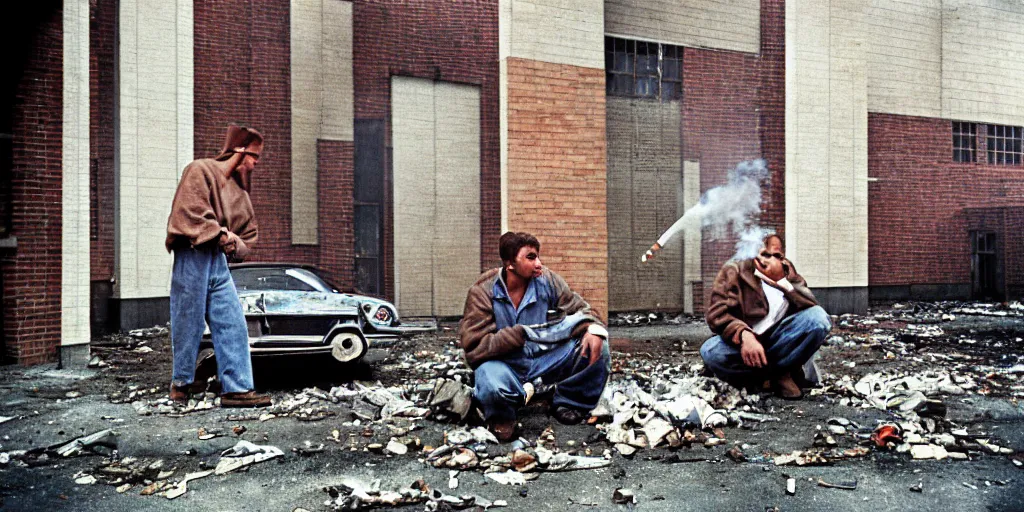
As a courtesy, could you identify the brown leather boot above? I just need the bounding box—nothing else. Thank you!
[220,391,272,408]
[169,384,191,404]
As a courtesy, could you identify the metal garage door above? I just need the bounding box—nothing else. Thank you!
[391,77,481,317]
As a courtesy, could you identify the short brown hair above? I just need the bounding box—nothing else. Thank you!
[763,233,783,250]
[499,231,540,265]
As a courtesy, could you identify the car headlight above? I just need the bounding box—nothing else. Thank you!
[373,306,393,324]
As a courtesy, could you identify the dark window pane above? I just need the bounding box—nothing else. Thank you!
[663,58,680,81]
[616,74,633,96]
[661,82,680,101]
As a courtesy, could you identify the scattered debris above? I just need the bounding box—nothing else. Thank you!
[817,478,857,490]
[214,440,284,475]
[786,478,796,495]
[612,488,637,505]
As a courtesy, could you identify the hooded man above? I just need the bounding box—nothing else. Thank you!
[459,232,611,441]
[700,234,832,399]
[165,124,271,408]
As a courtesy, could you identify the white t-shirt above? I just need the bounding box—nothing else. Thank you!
[750,281,789,335]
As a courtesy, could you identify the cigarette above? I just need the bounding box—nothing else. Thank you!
[640,243,661,263]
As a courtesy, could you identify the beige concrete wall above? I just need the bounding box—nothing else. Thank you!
[116,0,193,299]
[682,160,701,314]
[62,0,90,346]
[499,0,605,69]
[785,0,869,289]
[290,0,354,245]
[605,0,760,54]
[606,98,683,312]
[864,0,1024,125]
[941,0,1024,125]
[864,0,942,117]
[392,77,481,317]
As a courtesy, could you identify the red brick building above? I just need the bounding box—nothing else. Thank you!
[3,0,1023,365]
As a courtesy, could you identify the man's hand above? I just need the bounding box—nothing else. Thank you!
[754,269,795,293]
[580,332,605,366]
[219,231,249,259]
[739,330,767,368]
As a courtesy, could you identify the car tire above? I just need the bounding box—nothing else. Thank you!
[329,331,368,363]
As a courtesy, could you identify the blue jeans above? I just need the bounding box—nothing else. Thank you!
[170,246,254,393]
[474,338,611,422]
[700,306,831,386]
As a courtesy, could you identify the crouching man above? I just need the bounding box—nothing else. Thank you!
[459,232,611,441]
[700,234,832,399]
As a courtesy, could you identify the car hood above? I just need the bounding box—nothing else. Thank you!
[238,290,360,316]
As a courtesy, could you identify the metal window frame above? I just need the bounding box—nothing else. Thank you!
[986,123,1023,166]
[952,121,977,163]
[605,36,683,101]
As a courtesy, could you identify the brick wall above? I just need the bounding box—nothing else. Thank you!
[682,48,762,311]
[194,0,320,268]
[353,0,499,301]
[868,113,1024,291]
[758,0,786,235]
[505,57,609,317]
[317,140,356,291]
[678,0,786,314]
[192,0,499,304]
[2,4,63,364]
[89,0,115,281]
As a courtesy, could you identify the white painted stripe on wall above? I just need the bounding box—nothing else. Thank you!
[116,0,193,299]
[290,0,354,245]
[499,0,604,69]
[62,0,91,346]
[605,0,760,54]
[786,0,869,289]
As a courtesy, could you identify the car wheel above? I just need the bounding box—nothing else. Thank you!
[330,331,368,363]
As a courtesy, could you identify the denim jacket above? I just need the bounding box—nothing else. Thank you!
[458,267,602,369]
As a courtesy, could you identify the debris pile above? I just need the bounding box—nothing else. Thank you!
[323,478,507,511]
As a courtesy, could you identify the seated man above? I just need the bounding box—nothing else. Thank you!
[459,232,611,441]
[700,234,831,398]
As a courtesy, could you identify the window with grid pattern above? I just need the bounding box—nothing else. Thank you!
[987,124,1023,165]
[952,122,976,163]
[605,37,683,101]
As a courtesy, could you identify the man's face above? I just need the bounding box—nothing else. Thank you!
[755,237,786,281]
[508,245,543,281]
[234,141,262,190]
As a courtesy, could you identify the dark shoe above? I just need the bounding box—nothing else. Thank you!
[191,349,217,393]
[169,384,190,404]
[220,391,272,408]
[551,405,588,425]
[772,375,804,400]
[488,419,516,442]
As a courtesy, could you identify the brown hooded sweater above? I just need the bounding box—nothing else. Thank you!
[165,159,258,254]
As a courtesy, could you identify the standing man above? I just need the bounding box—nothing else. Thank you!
[459,232,611,441]
[700,234,832,399]
[165,124,271,408]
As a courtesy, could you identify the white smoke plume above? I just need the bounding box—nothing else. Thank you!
[644,159,772,262]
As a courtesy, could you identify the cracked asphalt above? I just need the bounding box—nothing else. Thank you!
[1,303,1022,511]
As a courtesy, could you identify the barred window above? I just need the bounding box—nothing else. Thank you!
[987,124,1022,165]
[605,37,683,101]
[952,122,976,163]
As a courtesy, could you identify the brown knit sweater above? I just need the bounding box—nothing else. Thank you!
[165,159,258,254]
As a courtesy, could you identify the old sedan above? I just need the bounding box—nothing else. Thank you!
[201,263,436,363]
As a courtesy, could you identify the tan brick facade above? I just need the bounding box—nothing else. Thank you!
[504,57,608,318]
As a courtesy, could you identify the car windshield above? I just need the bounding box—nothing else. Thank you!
[231,267,334,293]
